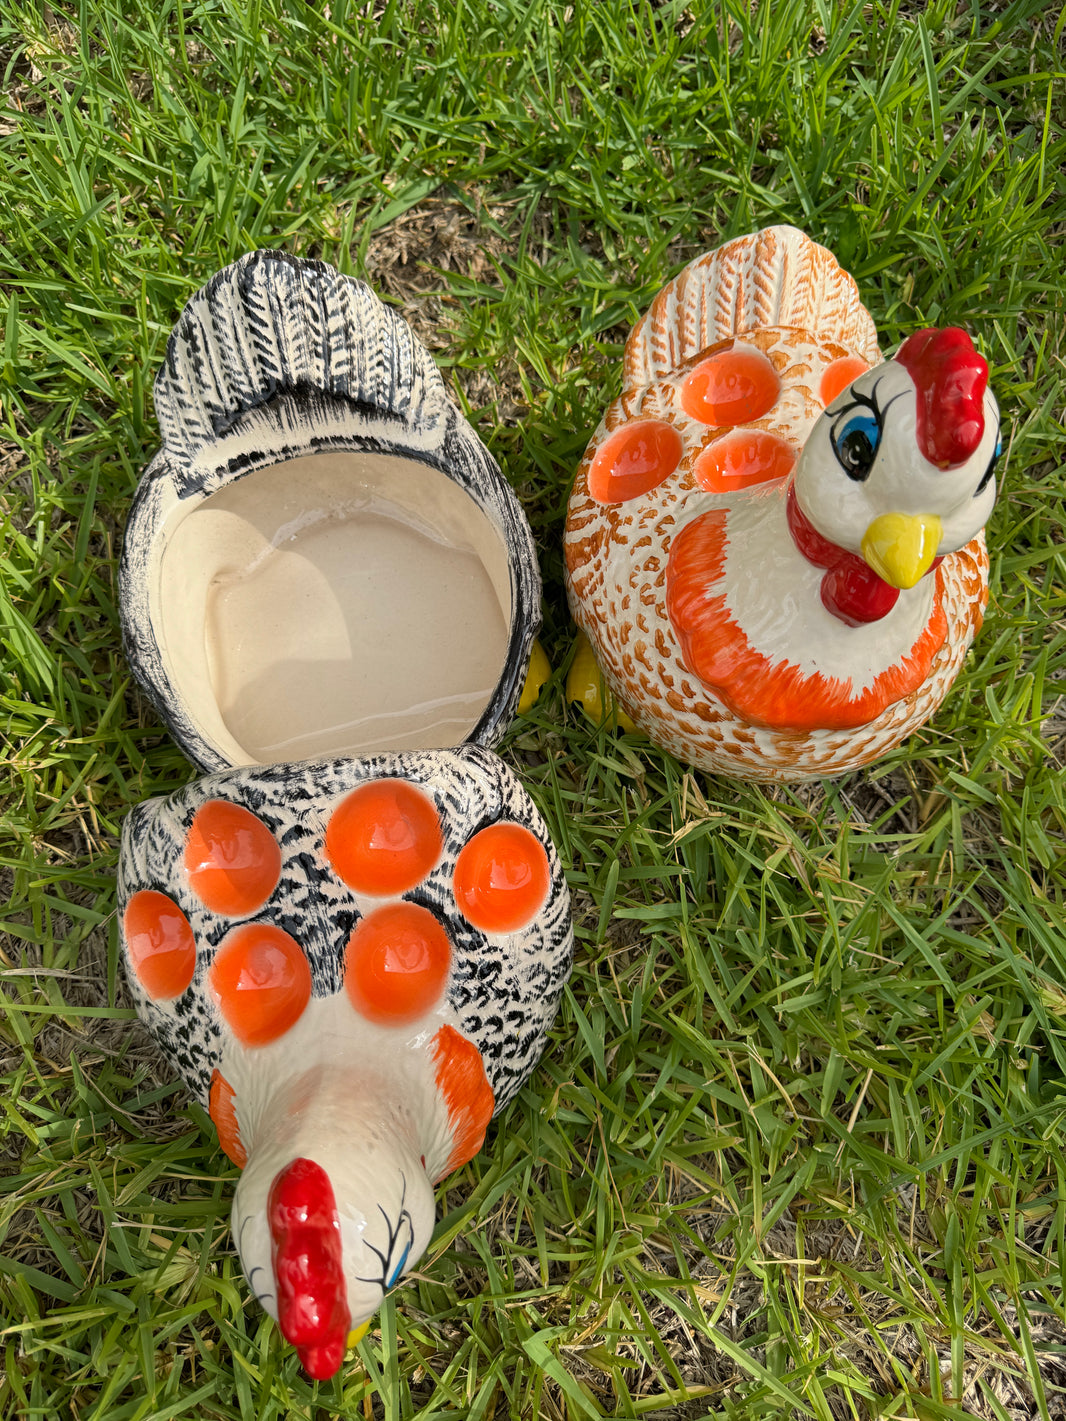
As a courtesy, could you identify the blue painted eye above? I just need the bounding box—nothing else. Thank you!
[386,1237,412,1288]
[976,430,1002,497]
[832,412,881,481]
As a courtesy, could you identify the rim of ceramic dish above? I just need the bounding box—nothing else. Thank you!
[119,250,541,774]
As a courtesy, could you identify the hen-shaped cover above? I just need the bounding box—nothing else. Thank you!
[565,226,999,780]
[119,746,572,1377]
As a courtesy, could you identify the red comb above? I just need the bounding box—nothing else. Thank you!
[269,1157,350,1380]
[894,328,988,469]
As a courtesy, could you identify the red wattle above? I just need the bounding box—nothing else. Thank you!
[786,485,901,625]
[786,484,849,571]
[894,328,988,469]
[298,1337,348,1382]
[269,1157,350,1381]
[820,561,901,627]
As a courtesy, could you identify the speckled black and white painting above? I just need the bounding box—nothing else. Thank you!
[119,249,542,774]
[118,745,572,1112]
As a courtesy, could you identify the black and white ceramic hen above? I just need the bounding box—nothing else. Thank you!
[116,252,572,1380]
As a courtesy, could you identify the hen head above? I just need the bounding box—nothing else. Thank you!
[233,1126,436,1380]
[792,329,1001,609]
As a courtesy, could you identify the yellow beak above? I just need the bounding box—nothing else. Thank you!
[347,1321,371,1349]
[860,513,943,590]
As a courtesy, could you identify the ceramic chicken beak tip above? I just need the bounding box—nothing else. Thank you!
[347,1320,371,1348]
[861,512,943,590]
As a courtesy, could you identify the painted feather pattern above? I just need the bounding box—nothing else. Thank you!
[117,249,575,1379]
[120,251,542,774]
[118,745,573,1112]
[566,225,995,781]
[623,227,880,391]
[153,251,449,469]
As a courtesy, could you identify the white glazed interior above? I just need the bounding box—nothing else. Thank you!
[154,452,512,765]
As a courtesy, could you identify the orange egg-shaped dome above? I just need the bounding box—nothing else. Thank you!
[681,344,780,426]
[453,822,551,933]
[345,902,452,1025]
[587,421,683,504]
[185,801,281,917]
[209,923,312,1047]
[123,890,197,999]
[326,780,442,896]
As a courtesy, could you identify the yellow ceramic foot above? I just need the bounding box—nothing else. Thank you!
[518,638,552,714]
[567,630,638,733]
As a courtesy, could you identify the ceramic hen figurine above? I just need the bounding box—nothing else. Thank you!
[565,226,1002,780]
[115,251,573,1381]
[119,748,571,1379]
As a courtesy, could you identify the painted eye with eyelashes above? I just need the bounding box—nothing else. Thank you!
[386,1230,413,1288]
[975,432,1002,497]
[831,409,881,481]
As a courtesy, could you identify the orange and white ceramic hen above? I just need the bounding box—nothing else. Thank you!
[565,225,1002,780]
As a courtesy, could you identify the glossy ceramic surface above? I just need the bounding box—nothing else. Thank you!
[564,225,1000,780]
[116,252,573,1379]
[120,250,541,773]
[118,747,571,1378]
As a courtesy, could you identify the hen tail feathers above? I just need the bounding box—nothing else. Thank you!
[623,225,880,391]
[154,250,449,464]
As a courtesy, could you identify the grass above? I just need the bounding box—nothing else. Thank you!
[0,0,1064,1416]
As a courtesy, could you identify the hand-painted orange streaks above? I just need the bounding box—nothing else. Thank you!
[666,511,948,732]
[431,1025,495,1179]
[209,1068,247,1168]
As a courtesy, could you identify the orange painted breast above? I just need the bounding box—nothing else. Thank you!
[209,1069,247,1168]
[431,1024,495,1177]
